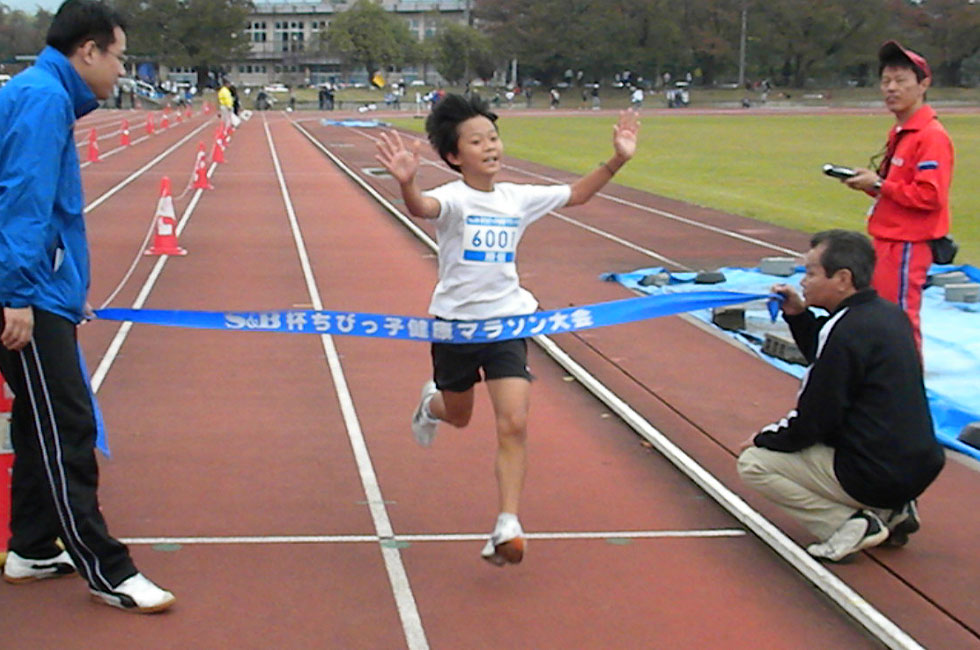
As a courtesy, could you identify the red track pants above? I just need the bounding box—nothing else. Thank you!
[872,238,931,354]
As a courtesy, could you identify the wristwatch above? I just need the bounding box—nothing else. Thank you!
[873,179,883,193]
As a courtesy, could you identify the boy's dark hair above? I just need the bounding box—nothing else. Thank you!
[47,0,127,56]
[810,229,876,290]
[425,93,498,172]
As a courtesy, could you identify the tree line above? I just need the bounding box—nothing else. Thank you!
[476,0,980,88]
[2,0,978,88]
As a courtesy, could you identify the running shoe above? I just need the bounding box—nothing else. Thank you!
[2,549,76,584]
[481,516,525,566]
[90,572,176,614]
[806,510,889,562]
[883,500,920,547]
[410,380,439,447]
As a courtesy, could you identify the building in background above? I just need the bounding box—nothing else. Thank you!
[222,0,467,88]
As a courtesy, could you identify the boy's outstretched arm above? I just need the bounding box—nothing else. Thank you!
[375,130,441,219]
[566,110,639,207]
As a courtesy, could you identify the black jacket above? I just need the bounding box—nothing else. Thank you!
[753,289,944,508]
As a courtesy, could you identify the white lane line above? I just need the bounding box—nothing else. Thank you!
[533,335,923,650]
[263,115,428,650]
[348,126,800,259]
[291,120,924,650]
[89,161,217,393]
[121,529,747,545]
[83,118,214,213]
[79,117,201,169]
[505,162,802,256]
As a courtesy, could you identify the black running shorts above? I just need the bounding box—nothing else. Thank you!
[431,338,531,392]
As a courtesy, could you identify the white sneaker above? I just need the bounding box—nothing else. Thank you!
[90,572,176,614]
[481,515,525,566]
[807,510,889,562]
[2,550,76,584]
[410,380,439,447]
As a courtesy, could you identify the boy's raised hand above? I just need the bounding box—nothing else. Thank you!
[612,110,640,161]
[375,130,421,185]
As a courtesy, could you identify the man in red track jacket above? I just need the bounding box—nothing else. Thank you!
[841,40,954,353]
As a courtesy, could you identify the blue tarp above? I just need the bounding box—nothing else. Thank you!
[602,264,980,461]
[320,119,390,128]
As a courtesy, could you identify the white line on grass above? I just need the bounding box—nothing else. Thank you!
[262,114,428,650]
[291,119,924,650]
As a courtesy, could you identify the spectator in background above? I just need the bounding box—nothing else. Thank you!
[217,78,233,127]
[630,86,643,110]
[230,83,241,115]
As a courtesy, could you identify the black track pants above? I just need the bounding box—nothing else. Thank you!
[0,308,135,590]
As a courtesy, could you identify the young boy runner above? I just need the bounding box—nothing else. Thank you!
[375,94,639,565]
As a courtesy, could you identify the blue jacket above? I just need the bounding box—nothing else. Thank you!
[0,46,99,323]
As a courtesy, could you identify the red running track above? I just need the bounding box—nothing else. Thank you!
[1,108,976,649]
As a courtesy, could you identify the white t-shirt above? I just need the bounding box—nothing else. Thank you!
[423,180,571,320]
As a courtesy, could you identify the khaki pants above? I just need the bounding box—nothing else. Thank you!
[737,444,885,541]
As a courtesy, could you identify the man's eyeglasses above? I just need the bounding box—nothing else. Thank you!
[100,47,129,65]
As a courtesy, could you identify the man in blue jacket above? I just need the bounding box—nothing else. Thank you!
[0,0,175,612]
[737,230,944,562]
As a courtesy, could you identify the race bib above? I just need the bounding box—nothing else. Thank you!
[461,215,519,263]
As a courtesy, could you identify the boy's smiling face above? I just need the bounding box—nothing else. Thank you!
[448,115,503,186]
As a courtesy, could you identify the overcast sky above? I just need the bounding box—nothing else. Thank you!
[6,0,61,13]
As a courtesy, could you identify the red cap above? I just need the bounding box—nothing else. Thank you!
[878,40,931,80]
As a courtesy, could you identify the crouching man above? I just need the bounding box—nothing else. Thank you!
[737,229,944,562]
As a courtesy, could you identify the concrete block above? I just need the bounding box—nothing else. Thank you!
[930,271,968,287]
[760,257,798,277]
[639,272,670,287]
[762,332,807,365]
[712,306,745,331]
[944,283,979,303]
[694,270,726,284]
[959,422,980,449]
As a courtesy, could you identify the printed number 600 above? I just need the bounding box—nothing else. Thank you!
[471,229,510,248]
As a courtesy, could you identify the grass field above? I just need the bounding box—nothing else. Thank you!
[389,111,979,264]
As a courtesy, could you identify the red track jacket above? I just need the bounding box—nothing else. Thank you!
[869,104,953,242]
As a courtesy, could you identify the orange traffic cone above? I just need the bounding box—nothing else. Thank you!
[146,112,155,135]
[144,177,187,256]
[192,142,213,190]
[214,122,228,150]
[210,133,225,164]
[87,128,100,163]
[120,119,131,146]
[161,113,170,129]
[184,107,192,120]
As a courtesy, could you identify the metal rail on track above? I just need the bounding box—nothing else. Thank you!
[288,117,924,650]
